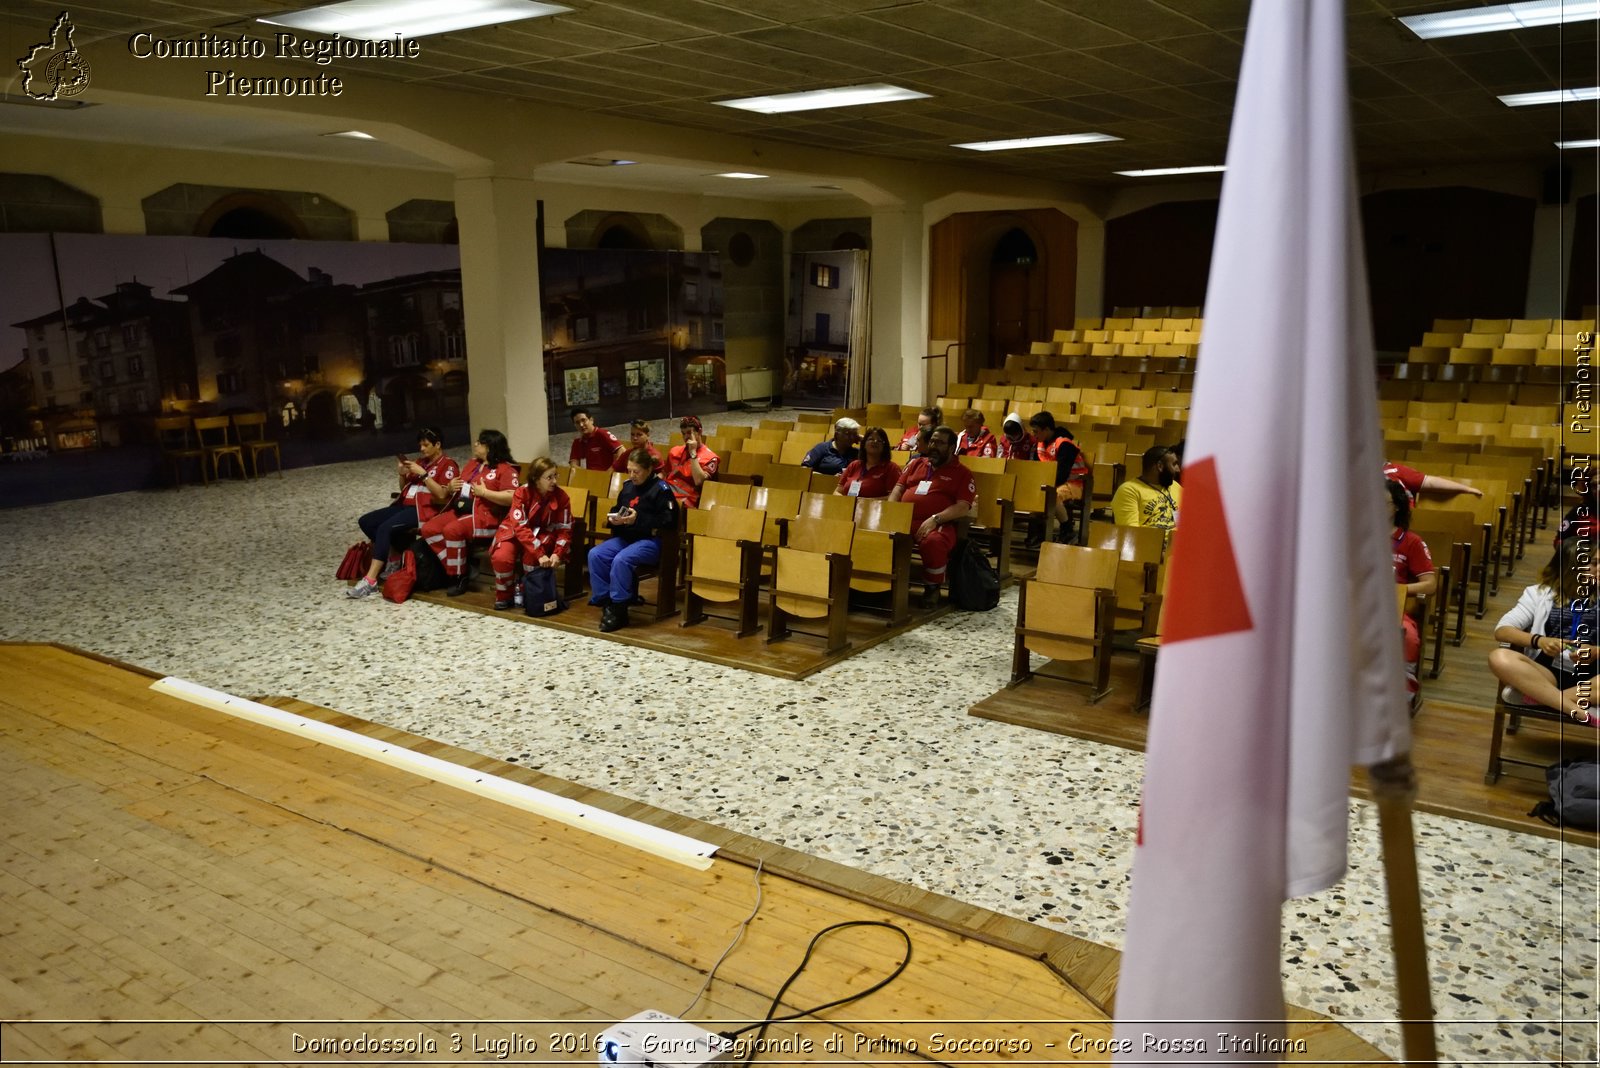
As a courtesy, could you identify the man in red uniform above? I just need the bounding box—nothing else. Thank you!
[1382,459,1483,507]
[611,419,662,472]
[956,408,998,458]
[662,415,720,507]
[568,408,625,470]
[889,425,976,607]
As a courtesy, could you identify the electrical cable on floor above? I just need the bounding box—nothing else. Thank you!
[679,858,764,1019]
[719,919,913,1067]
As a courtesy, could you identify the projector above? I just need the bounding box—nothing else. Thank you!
[597,1010,736,1068]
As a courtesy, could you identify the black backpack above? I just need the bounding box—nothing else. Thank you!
[1530,759,1600,830]
[411,542,449,592]
[948,538,1000,611]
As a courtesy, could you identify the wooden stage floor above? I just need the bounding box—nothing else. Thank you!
[0,643,1383,1064]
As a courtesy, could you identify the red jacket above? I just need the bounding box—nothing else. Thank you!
[457,459,520,537]
[494,484,574,562]
[404,453,459,524]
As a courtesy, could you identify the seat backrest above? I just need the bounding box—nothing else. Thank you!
[724,451,771,480]
[702,504,767,543]
[231,412,269,442]
[779,441,812,466]
[762,463,812,491]
[751,487,802,545]
[1036,543,1118,588]
[786,515,854,555]
[1088,520,1164,565]
[798,491,854,522]
[854,497,914,534]
[700,482,751,511]
[193,415,233,444]
[751,427,788,440]
[1005,459,1058,511]
[963,455,1005,475]
[742,439,783,460]
[970,472,1017,528]
[154,416,193,447]
[565,486,590,530]
[717,425,754,441]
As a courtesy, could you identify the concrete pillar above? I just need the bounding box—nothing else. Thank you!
[870,206,927,405]
[454,174,549,460]
[1526,201,1576,319]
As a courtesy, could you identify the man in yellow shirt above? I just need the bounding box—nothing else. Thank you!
[1111,444,1182,545]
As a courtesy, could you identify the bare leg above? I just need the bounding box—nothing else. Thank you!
[1489,648,1596,720]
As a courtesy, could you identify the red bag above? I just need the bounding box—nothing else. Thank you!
[381,550,418,603]
[336,541,372,580]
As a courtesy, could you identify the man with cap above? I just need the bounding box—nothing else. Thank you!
[996,411,1035,460]
[800,417,860,475]
[662,415,719,508]
[956,409,998,458]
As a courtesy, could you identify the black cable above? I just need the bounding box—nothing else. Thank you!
[719,920,912,1066]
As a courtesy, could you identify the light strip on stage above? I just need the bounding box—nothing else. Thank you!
[150,676,718,870]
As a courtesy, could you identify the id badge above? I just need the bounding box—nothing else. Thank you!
[915,480,932,495]
[847,480,862,497]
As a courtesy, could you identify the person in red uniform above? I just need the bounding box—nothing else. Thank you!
[997,411,1035,460]
[662,415,719,508]
[569,408,625,470]
[1389,480,1438,711]
[489,456,573,610]
[611,419,662,472]
[889,425,976,606]
[420,428,520,596]
[896,406,942,451]
[1028,410,1090,543]
[347,426,460,599]
[835,425,901,499]
[956,408,998,458]
[1382,459,1484,507]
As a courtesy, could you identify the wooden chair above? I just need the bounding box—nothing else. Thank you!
[1010,543,1119,702]
[1087,521,1164,638]
[1485,688,1592,784]
[559,486,591,601]
[964,471,1017,581]
[769,516,855,654]
[193,416,246,481]
[231,412,282,479]
[721,451,771,485]
[809,471,839,495]
[682,505,767,637]
[1005,458,1060,548]
[761,463,813,492]
[797,491,854,523]
[699,482,752,512]
[779,441,812,466]
[849,498,915,627]
[1409,507,1477,643]
[567,467,616,555]
[154,416,207,488]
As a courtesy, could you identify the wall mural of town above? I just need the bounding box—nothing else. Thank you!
[0,233,466,503]
[541,248,727,425]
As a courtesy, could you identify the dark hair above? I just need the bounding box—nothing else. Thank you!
[1142,444,1173,472]
[921,406,943,426]
[416,426,443,446]
[929,425,958,450]
[477,428,513,467]
[679,415,703,432]
[629,418,651,432]
[1387,479,1411,531]
[961,408,984,425]
[627,447,659,474]
[1029,411,1057,432]
[861,425,890,459]
[569,407,593,421]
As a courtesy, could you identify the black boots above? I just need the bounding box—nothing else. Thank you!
[599,604,630,632]
[446,571,472,597]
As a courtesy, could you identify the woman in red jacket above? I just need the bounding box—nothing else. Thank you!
[420,428,519,596]
[490,457,573,610]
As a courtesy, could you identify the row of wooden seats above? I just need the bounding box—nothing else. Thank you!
[1430,316,1592,335]
[973,367,1197,390]
[947,385,1193,408]
[1028,341,1201,360]
[1377,378,1565,406]
[1068,313,1203,332]
[1378,400,1558,426]
[155,412,283,485]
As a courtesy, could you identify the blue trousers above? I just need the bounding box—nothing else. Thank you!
[358,502,419,562]
[587,536,660,605]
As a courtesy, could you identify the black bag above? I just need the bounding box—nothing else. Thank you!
[521,565,568,617]
[411,541,449,592]
[948,538,1000,612]
[1530,759,1600,830]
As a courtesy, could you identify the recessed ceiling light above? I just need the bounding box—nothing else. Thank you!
[259,0,571,41]
[1499,87,1600,107]
[1399,0,1599,40]
[953,133,1120,152]
[716,84,930,115]
[712,172,768,180]
[325,129,376,139]
[1115,165,1226,177]
[568,157,637,167]
[1557,138,1600,149]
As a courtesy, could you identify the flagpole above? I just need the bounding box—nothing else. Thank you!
[1367,754,1438,1064]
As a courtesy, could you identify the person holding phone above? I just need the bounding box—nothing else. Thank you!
[662,415,719,508]
[588,448,676,632]
[347,427,458,599]
[420,428,519,596]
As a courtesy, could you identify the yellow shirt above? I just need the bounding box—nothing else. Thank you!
[1111,478,1182,543]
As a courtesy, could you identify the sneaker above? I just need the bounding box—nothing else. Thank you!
[379,558,403,579]
[345,578,377,599]
[493,599,515,611]
[1500,685,1546,708]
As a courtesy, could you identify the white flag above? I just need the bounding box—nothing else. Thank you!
[1113,0,1411,1060]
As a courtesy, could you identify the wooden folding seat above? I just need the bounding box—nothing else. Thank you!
[1118,405,1157,424]
[807,471,837,495]
[967,471,1017,580]
[1421,331,1463,348]
[1100,372,1139,390]
[1407,400,1457,421]
[1029,340,1058,356]
[865,403,901,427]
[1142,372,1181,391]
[981,384,1015,402]
[1432,318,1471,333]
[1429,481,1509,610]
[1415,381,1463,402]
[231,412,282,479]
[769,516,855,653]
[1378,398,1410,422]
[564,467,616,557]
[1447,347,1493,367]
[553,486,593,601]
[1090,342,1121,357]
[1010,543,1119,701]
[1408,507,1476,646]
[703,436,733,458]
[750,427,789,442]
[1140,330,1174,345]
[760,463,812,493]
[741,439,784,462]
[937,395,971,414]
[1457,458,1536,558]
[1006,458,1062,546]
[1455,402,1506,423]
[847,498,914,627]
[1470,319,1511,334]
[1173,330,1202,346]
[1087,521,1164,637]
[154,415,208,488]
[1160,317,1194,331]
[1483,688,1595,784]
[193,416,246,481]
[699,482,751,513]
[1073,317,1104,331]
[1012,386,1047,403]
[721,451,771,485]
[1058,341,1090,356]
[1502,332,1545,350]
[778,441,812,466]
[682,505,767,637]
[963,455,1006,475]
[1075,370,1110,388]
[1078,387,1117,409]
[717,425,754,442]
[1504,403,1559,426]
[1052,328,1081,343]
[1044,387,1080,411]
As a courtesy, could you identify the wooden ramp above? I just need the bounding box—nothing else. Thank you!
[0,644,1383,1064]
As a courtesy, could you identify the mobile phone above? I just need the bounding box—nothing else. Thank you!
[397,454,410,462]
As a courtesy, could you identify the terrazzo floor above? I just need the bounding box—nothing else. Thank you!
[1,408,1595,1066]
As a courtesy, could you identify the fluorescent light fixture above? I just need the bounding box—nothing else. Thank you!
[953,132,1121,152]
[1400,0,1600,39]
[713,172,768,179]
[1116,164,1227,177]
[150,676,718,869]
[1499,87,1600,107]
[259,0,572,41]
[716,83,930,115]
[325,129,376,139]
[1558,138,1600,149]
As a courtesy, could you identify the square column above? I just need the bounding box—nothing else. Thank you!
[870,207,928,406]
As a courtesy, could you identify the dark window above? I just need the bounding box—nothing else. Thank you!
[127,355,144,376]
[217,371,242,394]
[572,316,592,342]
[99,360,114,382]
[40,370,53,389]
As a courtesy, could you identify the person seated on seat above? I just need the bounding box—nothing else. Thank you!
[801,417,860,475]
[489,457,573,611]
[611,418,661,472]
[896,406,942,451]
[1389,480,1437,710]
[997,411,1035,460]
[1029,410,1090,543]
[835,425,901,499]
[1111,444,1183,547]
[1489,537,1600,726]
[589,448,677,633]
[1383,459,1484,507]
[956,408,998,458]
[889,425,976,607]
[662,415,719,507]
[348,427,459,599]
[421,428,519,597]
[569,407,625,470]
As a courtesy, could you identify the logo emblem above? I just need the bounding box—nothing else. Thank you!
[17,12,91,101]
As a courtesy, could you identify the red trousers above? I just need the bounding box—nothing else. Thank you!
[915,523,958,586]
[1402,615,1421,695]
[420,512,475,577]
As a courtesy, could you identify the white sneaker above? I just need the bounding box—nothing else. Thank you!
[346,579,377,599]
[1500,685,1544,707]
[380,558,403,579]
